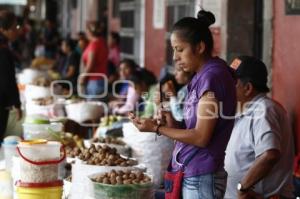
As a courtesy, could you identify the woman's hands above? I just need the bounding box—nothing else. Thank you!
[128,112,158,132]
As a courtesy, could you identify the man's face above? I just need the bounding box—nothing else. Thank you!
[236,79,247,104]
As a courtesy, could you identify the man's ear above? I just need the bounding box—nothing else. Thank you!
[195,41,206,55]
[244,82,254,97]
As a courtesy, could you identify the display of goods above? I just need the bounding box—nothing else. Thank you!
[88,137,131,158]
[90,169,151,185]
[17,140,65,183]
[89,170,154,199]
[20,160,59,183]
[61,133,84,149]
[18,68,45,85]
[23,122,63,141]
[31,97,53,106]
[91,137,125,145]
[123,122,174,187]
[66,146,84,158]
[32,76,51,87]
[65,101,104,123]
[24,85,51,101]
[77,145,137,166]
[71,161,141,199]
[99,115,123,127]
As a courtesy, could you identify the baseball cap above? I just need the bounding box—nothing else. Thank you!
[230,55,270,93]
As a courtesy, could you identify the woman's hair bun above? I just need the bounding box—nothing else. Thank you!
[197,10,215,27]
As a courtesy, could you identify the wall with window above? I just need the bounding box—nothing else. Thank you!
[107,0,223,76]
[272,0,300,153]
[108,0,121,32]
[144,0,166,76]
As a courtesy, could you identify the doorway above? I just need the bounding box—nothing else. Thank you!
[226,0,263,62]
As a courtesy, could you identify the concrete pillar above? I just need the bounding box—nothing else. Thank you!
[262,0,273,92]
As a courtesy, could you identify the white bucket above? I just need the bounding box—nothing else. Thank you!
[17,140,65,183]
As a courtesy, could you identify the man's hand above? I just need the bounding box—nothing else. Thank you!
[15,107,22,121]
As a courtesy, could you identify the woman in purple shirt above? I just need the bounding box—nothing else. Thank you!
[130,10,236,198]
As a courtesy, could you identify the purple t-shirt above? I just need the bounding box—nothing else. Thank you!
[171,57,236,177]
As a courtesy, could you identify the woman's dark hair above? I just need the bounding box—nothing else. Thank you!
[0,10,16,30]
[110,31,120,45]
[160,73,181,93]
[63,38,76,51]
[130,68,157,87]
[172,10,215,55]
[120,58,138,72]
[86,21,104,37]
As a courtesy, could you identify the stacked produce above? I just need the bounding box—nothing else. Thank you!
[99,115,123,127]
[77,144,136,166]
[91,137,125,145]
[90,169,151,185]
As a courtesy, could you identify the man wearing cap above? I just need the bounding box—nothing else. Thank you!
[224,56,294,199]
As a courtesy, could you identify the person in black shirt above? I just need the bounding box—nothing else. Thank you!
[0,10,22,144]
[60,38,80,94]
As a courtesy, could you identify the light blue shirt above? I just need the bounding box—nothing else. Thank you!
[169,85,188,122]
[224,94,294,198]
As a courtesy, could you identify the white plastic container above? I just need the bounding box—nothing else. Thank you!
[18,140,61,161]
[24,85,51,101]
[18,68,45,85]
[23,122,63,141]
[17,140,65,183]
[65,101,104,123]
[3,136,21,171]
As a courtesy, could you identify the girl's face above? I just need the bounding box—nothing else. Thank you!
[134,83,147,97]
[119,63,132,80]
[170,33,202,73]
[78,39,88,51]
[61,41,68,54]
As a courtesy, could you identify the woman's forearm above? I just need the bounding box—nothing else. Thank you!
[85,52,95,73]
[158,126,205,147]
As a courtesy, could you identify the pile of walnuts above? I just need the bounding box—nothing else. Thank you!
[77,145,137,166]
[91,137,125,145]
[91,170,151,185]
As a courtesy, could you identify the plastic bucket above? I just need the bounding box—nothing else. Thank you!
[16,180,63,199]
[3,136,21,170]
[17,140,65,183]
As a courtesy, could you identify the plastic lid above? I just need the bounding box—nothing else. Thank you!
[2,140,18,145]
[16,180,63,188]
[3,136,21,145]
[25,114,50,124]
[20,139,48,145]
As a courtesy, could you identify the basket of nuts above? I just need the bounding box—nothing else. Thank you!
[89,169,154,199]
[78,144,136,166]
[70,145,141,199]
[88,137,131,157]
